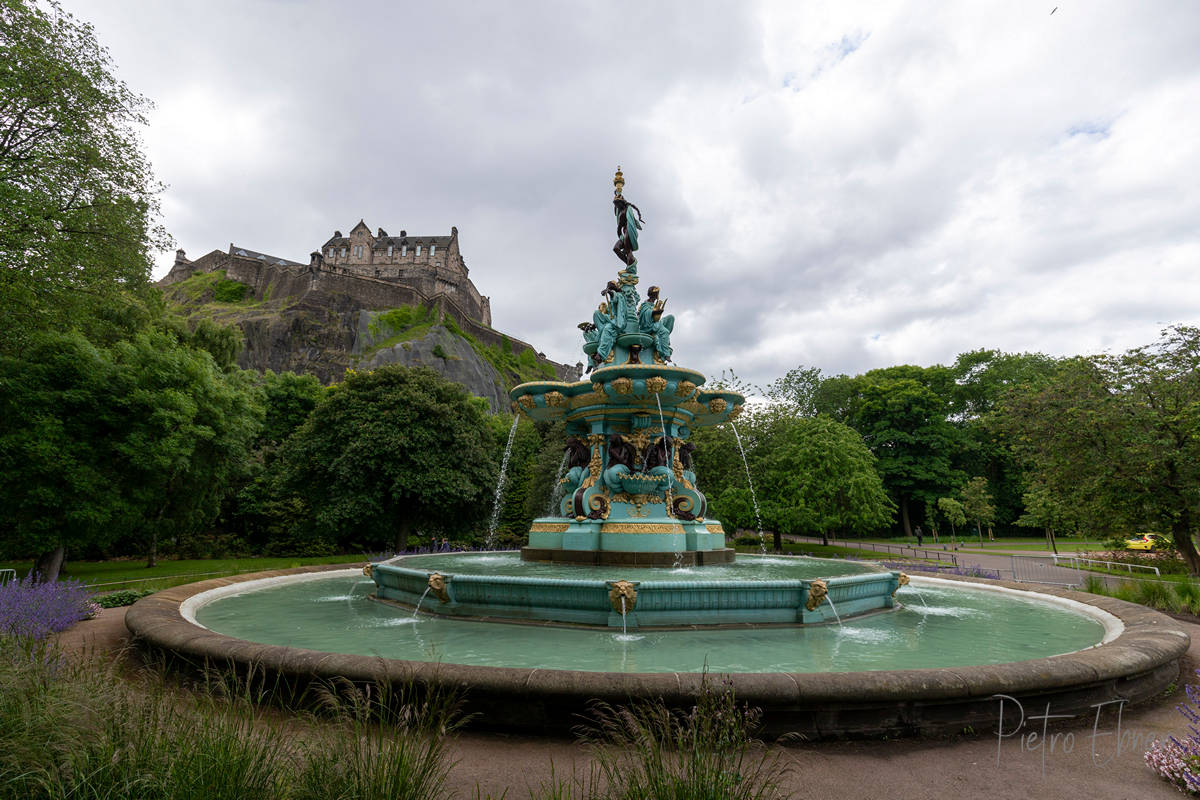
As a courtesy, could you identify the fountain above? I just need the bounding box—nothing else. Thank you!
[367,168,900,628]
[126,170,1189,739]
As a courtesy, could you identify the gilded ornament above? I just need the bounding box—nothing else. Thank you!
[607,580,638,613]
[805,579,828,612]
[893,572,910,597]
[545,391,566,407]
[517,395,535,409]
[676,380,697,398]
[707,398,727,414]
[428,573,450,604]
[611,376,634,394]
[588,494,611,520]
[645,376,667,394]
[362,564,373,578]
[600,522,685,533]
[592,382,603,394]
[653,350,666,365]
[529,522,570,533]
[729,403,744,419]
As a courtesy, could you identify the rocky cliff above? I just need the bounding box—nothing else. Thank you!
[162,269,578,411]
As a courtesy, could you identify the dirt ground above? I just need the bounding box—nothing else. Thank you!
[61,607,1192,799]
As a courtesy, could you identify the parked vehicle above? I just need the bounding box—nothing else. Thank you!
[1125,533,1170,551]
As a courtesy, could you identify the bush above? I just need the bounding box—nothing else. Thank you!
[0,575,98,639]
[95,588,155,608]
[1146,669,1200,794]
[213,278,249,302]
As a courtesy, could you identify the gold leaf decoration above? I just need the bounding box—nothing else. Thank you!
[707,398,727,414]
[676,380,697,398]
[645,376,667,394]
[517,395,535,409]
[545,391,566,407]
[611,377,634,395]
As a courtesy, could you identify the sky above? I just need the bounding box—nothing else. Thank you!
[62,0,1200,387]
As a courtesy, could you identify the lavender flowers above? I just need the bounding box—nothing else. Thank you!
[0,574,100,640]
[1146,672,1200,793]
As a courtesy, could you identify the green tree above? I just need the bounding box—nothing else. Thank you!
[999,326,1200,573]
[0,327,262,577]
[1015,482,1079,555]
[277,366,497,552]
[959,476,995,544]
[756,416,894,549]
[936,497,966,538]
[0,0,168,353]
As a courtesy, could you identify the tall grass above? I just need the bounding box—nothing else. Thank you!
[0,636,462,800]
[522,676,789,800]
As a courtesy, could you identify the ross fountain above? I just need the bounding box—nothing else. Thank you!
[367,169,902,629]
[127,170,1189,739]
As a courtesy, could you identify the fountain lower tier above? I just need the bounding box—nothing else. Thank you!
[370,559,904,629]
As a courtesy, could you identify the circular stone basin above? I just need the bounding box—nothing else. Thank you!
[127,562,1190,739]
[191,570,1108,673]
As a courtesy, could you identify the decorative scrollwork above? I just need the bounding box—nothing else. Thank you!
[588,494,611,520]
[672,495,696,521]
[707,398,727,414]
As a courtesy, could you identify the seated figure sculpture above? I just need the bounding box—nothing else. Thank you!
[637,285,674,362]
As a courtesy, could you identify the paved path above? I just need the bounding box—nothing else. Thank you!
[59,607,1191,799]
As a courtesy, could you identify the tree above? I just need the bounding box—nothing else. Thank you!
[0,0,168,353]
[937,497,966,538]
[840,375,962,537]
[959,476,995,544]
[999,327,1200,573]
[0,327,262,578]
[277,366,498,552]
[756,416,894,549]
[1015,482,1079,555]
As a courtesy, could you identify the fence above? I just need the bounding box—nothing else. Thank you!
[1051,554,1161,577]
[0,568,15,586]
[785,536,958,567]
[1010,555,1082,587]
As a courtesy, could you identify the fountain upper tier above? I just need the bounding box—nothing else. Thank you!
[507,170,744,567]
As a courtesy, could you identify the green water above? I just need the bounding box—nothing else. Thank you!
[195,571,1108,674]
[392,552,885,581]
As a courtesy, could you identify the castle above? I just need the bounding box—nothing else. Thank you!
[163,220,492,327]
[160,220,580,389]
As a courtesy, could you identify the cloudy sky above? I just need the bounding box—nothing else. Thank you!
[63,1,1200,387]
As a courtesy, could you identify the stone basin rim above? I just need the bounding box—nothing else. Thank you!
[128,563,1186,738]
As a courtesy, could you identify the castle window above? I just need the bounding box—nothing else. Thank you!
[430,245,436,256]
[416,245,422,256]
[340,247,346,257]
[354,245,363,258]
[327,248,333,258]
[387,245,393,257]
[401,245,407,256]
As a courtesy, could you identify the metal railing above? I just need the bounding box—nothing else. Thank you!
[1010,555,1081,587]
[1052,554,1160,577]
[784,536,958,567]
[0,568,15,586]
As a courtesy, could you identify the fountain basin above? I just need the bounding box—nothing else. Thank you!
[372,553,897,627]
[126,564,1189,739]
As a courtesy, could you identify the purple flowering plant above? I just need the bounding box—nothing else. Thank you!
[1142,671,1200,796]
[0,574,100,640]
[1146,672,1200,794]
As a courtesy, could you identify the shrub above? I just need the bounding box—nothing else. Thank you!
[1175,582,1200,615]
[1133,580,1174,611]
[95,588,155,608]
[0,575,98,640]
[213,278,250,302]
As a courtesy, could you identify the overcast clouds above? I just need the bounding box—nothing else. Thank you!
[62,0,1200,387]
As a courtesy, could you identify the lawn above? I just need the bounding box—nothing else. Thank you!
[0,554,372,592]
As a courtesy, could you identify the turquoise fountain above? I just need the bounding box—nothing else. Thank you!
[369,170,904,628]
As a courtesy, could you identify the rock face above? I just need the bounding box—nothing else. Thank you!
[355,320,510,411]
[162,272,579,412]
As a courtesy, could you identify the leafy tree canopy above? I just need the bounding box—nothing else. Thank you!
[0,0,168,353]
